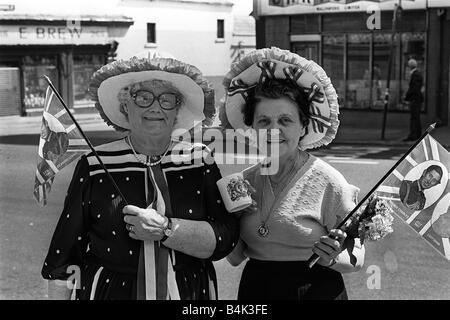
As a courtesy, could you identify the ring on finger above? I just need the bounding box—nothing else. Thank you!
[126,224,134,233]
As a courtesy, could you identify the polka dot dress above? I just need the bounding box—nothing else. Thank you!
[41,141,240,300]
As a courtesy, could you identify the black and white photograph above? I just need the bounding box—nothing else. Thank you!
[1,0,450,306]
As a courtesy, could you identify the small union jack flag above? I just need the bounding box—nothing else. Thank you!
[33,86,90,206]
[376,135,450,261]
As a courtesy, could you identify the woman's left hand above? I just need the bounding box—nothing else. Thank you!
[312,229,347,267]
[123,205,167,241]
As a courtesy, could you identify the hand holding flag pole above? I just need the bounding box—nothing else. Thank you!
[42,75,129,206]
[307,122,437,268]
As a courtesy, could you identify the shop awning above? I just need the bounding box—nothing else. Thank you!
[0,14,134,46]
[255,0,450,17]
[0,14,134,26]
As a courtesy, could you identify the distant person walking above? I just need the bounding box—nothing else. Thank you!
[403,59,424,141]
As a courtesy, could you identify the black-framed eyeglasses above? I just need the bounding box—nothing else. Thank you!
[131,90,181,110]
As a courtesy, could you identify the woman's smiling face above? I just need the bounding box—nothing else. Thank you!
[123,80,180,140]
[252,96,305,162]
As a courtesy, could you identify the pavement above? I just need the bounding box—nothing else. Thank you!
[2,137,450,300]
[1,111,450,300]
[0,111,449,148]
[334,123,450,148]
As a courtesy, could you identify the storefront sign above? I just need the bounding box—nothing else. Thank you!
[0,4,15,11]
[0,25,112,45]
[258,0,450,15]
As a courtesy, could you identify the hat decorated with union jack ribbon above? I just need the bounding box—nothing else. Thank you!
[219,47,339,150]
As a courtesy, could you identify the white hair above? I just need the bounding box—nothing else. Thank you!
[408,59,418,68]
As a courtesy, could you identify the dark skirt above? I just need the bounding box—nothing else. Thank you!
[238,259,348,300]
[74,254,217,300]
[75,255,138,300]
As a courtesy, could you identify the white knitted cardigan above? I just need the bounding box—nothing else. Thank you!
[240,155,360,261]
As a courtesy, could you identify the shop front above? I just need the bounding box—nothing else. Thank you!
[253,0,450,128]
[0,16,133,116]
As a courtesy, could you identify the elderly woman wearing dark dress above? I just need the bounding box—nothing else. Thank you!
[42,57,239,300]
[220,48,365,300]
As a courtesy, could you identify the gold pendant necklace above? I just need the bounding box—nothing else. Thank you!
[257,175,274,238]
[257,223,270,237]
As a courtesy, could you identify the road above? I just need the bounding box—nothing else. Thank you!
[1,132,450,300]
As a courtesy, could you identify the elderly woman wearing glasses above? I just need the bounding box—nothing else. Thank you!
[41,57,239,300]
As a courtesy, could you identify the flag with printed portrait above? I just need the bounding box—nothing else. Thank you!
[33,86,90,206]
[375,135,450,261]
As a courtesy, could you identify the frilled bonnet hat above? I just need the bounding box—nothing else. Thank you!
[89,57,215,134]
[219,47,340,150]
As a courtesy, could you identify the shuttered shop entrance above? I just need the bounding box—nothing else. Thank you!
[0,67,22,116]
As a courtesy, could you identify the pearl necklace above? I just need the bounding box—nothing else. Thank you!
[126,136,170,167]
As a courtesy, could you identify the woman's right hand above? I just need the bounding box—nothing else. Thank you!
[47,280,74,300]
[313,229,347,267]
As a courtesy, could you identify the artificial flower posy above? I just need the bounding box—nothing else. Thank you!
[357,195,395,243]
[343,194,395,266]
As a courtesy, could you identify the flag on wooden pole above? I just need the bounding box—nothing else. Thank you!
[308,123,450,268]
[33,86,90,205]
[377,135,450,261]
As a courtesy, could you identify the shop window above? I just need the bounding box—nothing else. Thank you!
[290,15,320,34]
[217,19,225,39]
[371,32,426,112]
[0,67,21,116]
[346,33,371,110]
[73,54,105,106]
[373,33,399,110]
[147,23,156,43]
[22,55,58,111]
[323,35,345,107]
[292,42,319,62]
[325,31,426,112]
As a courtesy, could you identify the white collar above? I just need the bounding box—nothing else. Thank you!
[417,180,423,192]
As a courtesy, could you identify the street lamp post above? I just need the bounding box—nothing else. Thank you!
[381,0,403,140]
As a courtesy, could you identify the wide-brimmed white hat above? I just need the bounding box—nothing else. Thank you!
[89,57,215,133]
[219,47,339,150]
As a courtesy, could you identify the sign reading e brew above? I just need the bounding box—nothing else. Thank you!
[0,25,111,45]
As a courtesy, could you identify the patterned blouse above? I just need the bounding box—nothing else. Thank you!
[41,138,239,300]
